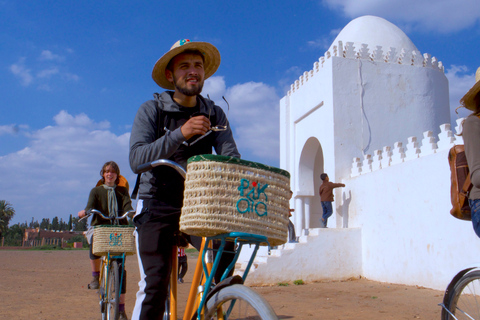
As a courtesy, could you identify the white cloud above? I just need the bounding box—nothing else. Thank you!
[0,124,20,135]
[39,50,65,62]
[53,110,110,129]
[37,67,59,79]
[322,0,480,33]
[0,111,132,225]
[445,65,476,120]
[204,76,281,164]
[10,58,33,86]
[9,50,79,88]
[306,28,342,51]
[203,76,227,98]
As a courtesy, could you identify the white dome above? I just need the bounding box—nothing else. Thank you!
[329,15,418,54]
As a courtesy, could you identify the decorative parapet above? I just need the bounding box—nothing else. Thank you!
[288,41,444,96]
[351,120,461,177]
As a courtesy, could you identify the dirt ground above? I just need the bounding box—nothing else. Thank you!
[0,249,443,319]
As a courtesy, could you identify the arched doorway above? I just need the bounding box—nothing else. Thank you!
[295,137,324,235]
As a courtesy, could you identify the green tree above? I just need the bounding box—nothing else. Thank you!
[51,216,59,231]
[0,200,15,238]
[72,216,88,231]
[29,217,39,229]
[68,214,73,231]
[40,218,50,230]
[3,223,24,246]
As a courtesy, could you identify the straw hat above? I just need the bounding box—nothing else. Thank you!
[460,67,480,111]
[152,39,221,90]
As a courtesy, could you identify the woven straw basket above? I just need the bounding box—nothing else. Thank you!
[92,225,136,256]
[180,155,291,246]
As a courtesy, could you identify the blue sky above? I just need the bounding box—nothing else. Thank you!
[1,0,480,225]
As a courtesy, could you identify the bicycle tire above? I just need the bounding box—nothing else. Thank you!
[99,257,109,320]
[443,270,480,320]
[205,284,278,320]
[105,260,120,320]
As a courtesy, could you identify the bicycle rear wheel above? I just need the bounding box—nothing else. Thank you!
[103,260,120,320]
[205,284,278,320]
[443,270,480,320]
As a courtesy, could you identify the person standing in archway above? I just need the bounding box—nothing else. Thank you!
[319,173,345,228]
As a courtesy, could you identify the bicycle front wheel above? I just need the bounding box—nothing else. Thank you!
[205,284,278,320]
[443,270,480,320]
[105,260,120,320]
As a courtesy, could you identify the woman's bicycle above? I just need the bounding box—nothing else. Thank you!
[136,159,282,320]
[80,208,136,320]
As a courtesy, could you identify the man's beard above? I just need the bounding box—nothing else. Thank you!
[173,74,204,96]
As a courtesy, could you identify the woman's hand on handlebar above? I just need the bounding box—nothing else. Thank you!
[78,209,86,218]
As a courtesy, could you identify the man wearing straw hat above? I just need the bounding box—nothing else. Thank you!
[461,67,480,238]
[129,39,240,320]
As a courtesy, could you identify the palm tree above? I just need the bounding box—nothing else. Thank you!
[0,200,16,237]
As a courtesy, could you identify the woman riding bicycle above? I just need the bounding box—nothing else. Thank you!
[78,161,133,320]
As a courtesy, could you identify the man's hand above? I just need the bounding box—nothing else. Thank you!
[78,210,86,218]
[181,115,211,140]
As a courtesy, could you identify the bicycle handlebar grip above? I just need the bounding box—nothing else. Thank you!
[137,162,153,173]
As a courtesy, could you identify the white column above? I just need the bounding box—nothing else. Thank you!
[294,197,304,238]
[304,197,311,230]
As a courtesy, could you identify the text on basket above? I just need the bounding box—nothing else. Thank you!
[109,232,123,246]
[236,178,269,216]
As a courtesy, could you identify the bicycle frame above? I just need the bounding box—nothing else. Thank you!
[101,252,127,298]
[80,209,135,319]
[136,158,277,320]
[167,232,269,320]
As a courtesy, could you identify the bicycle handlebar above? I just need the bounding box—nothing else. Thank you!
[136,159,186,179]
[79,208,136,222]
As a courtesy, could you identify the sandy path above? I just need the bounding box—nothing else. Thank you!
[0,249,443,319]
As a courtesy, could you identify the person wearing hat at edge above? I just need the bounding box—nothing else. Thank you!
[461,67,480,238]
[129,39,240,319]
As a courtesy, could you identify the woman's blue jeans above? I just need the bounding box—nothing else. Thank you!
[469,199,480,238]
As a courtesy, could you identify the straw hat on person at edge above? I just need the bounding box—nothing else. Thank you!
[152,39,221,90]
[461,67,480,111]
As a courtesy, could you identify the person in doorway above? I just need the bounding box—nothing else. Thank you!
[461,67,480,237]
[319,173,345,228]
[78,161,133,320]
[129,39,240,320]
[177,247,188,284]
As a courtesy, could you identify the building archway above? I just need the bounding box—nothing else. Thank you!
[295,137,324,234]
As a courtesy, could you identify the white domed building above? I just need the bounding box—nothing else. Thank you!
[280,16,450,231]
[242,16,479,291]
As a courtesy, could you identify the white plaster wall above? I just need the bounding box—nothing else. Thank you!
[332,56,450,180]
[276,25,459,291]
[342,149,480,291]
[281,58,340,231]
[245,228,362,285]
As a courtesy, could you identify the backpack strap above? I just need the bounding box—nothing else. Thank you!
[462,173,473,196]
[131,99,168,200]
[131,173,142,200]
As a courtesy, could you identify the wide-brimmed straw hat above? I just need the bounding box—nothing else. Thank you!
[152,39,221,90]
[460,67,480,111]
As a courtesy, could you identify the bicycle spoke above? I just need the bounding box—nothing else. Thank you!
[446,271,480,320]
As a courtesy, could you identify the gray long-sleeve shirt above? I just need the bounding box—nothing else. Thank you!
[463,114,480,200]
[129,91,240,203]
